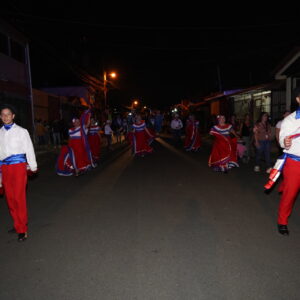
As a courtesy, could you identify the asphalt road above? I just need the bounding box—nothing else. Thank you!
[1,138,300,300]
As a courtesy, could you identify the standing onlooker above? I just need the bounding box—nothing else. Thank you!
[170,114,183,145]
[127,112,134,132]
[104,120,113,150]
[149,113,155,129]
[43,120,50,146]
[229,114,240,132]
[59,119,68,142]
[122,117,128,141]
[35,119,46,146]
[239,113,253,163]
[253,112,272,173]
[154,110,164,134]
[112,115,123,143]
[52,119,61,148]
[162,112,170,133]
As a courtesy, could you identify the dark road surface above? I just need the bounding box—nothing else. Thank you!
[1,138,300,300]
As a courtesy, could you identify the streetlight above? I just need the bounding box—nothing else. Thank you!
[103,71,117,108]
[110,72,117,78]
[130,99,139,110]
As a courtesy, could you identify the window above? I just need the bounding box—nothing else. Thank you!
[271,91,286,122]
[253,91,271,122]
[10,39,25,63]
[0,32,9,55]
[233,94,252,119]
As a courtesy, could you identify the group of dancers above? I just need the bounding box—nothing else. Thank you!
[55,111,203,165]
[2,87,300,242]
[127,113,202,156]
[56,110,100,176]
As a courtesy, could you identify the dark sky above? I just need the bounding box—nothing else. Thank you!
[2,3,300,108]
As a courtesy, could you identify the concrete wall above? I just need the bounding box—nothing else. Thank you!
[33,89,69,123]
[33,89,49,121]
[0,53,27,86]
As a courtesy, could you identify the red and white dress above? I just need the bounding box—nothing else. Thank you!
[208,124,238,172]
[130,121,154,156]
[88,125,101,161]
[56,126,91,175]
[184,120,201,151]
[57,110,94,176]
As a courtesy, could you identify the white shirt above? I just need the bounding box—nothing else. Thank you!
[0,124,37,171]
[171,119,183,130]
[104,124,113,135]
[276,120,282,129]
[279,111,300,156]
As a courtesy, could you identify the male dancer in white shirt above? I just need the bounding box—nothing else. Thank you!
[277,87,300,235]
[0,105,37,241]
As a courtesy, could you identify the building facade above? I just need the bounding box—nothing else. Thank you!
[0,19,33,131]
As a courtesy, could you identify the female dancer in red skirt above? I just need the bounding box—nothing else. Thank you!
[88,118,101,162]
[57,110,94,176]
[184,115,201,151]
[129,115,155,157]
[209,115,239,173]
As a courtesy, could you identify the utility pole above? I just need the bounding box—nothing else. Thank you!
[103,70,107,108]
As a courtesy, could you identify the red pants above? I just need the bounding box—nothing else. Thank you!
[2,163,28,233]
[278,158,300,225]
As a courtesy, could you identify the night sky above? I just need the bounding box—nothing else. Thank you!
[2,3,300,109]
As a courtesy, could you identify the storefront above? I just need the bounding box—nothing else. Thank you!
[230,82,285,124]
[232,90,272,122]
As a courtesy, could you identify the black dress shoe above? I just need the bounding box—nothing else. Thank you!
[8,228,16,234]
[18,233,27,242]
[278,224,289,236]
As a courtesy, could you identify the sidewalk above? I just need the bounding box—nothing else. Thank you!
[160,132,282,167]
